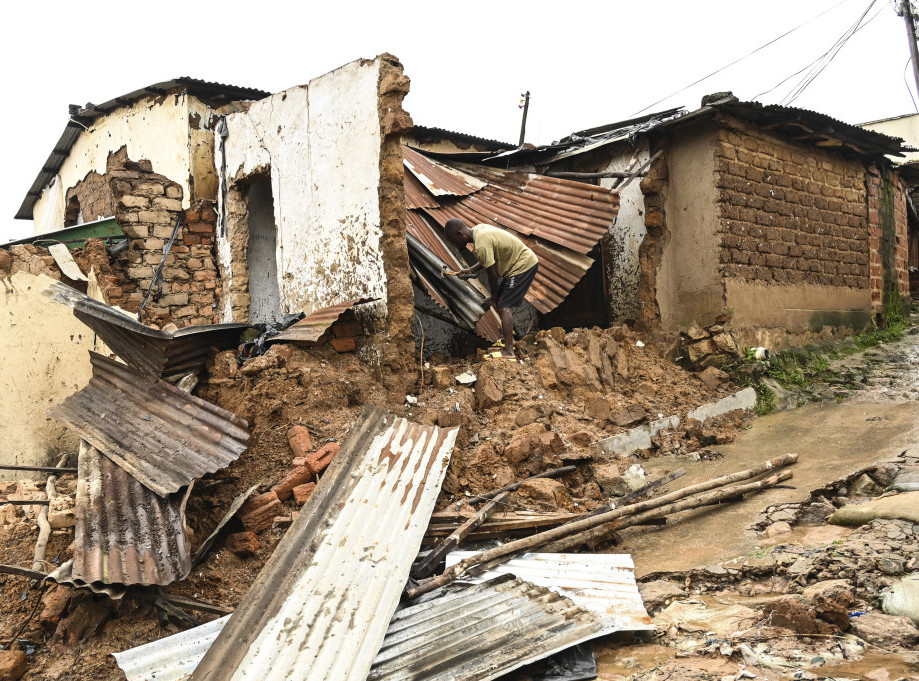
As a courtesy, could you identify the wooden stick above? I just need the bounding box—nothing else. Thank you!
[157,593,233,617]
[466,466,577,505]
[613,149,663,194]
[587,469,686,518]
[1,499,50,506]
[0,464,77,474]
[32,453,68,572]
[413,492,507,580]
[404,454,797,600]
[542,472,788,552]
[0,564,49,580]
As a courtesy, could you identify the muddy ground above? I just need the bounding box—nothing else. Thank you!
[1,314,917,680]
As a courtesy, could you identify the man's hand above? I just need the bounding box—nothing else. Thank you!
[481,297,495,310]
[457,268,476,280]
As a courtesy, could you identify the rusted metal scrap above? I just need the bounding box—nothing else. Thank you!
[49,352,249,497]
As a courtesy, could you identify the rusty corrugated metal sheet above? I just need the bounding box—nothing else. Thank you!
[268,298,377,345]
[49,352,249,497]
[404,169,439,210]
[446,552,654,633]
[115,577,607,681]
[42,282,248,377]
[422,204,595,315]
[74,441,192,586]
[403,146,486,197]
[188,407,457,681]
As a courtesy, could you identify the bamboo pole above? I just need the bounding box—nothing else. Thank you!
[413,492,507,580]
[404,454,797,600]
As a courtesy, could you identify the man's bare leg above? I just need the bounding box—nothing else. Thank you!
[498,306,515,358]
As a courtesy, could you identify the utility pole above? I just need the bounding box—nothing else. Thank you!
[899,0,919,101]
[518,91,530,147]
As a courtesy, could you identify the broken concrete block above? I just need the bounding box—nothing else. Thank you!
[592,463,629,497]
[0,650,27,681]
[686,388,757,422]
[293,482,316,505]
[431,367,452,389]
[225,531,259,558]
[287,425,312,459]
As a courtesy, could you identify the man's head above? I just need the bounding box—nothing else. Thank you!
[444,218,472,247]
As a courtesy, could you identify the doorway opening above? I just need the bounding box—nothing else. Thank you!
[246,174,280,325]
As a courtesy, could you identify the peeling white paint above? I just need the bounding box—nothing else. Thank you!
[220,57,387,319]
[31,94,211,233]
[600,142,650,323]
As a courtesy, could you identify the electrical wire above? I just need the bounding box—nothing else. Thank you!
[905,55,919,111]
[782,0,881,105]
[631,0,856,115]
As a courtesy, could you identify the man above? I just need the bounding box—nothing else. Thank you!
[444,218,539,359]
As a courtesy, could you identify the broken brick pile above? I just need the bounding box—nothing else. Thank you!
[228,425,340,557]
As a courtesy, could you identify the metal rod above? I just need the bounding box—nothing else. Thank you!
[1,499,50,506]
[0,464,77,474]
[465,466,577,505]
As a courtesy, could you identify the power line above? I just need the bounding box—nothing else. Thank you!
[904,55,919,111]
[781,0,881,105]
[631,0,856,115]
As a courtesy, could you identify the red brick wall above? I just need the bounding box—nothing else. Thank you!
[714,117,870,290]
[866,164,911,315]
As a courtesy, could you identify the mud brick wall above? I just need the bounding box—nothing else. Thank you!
[0,244,63,280]
[714,119,870,290]
[109,154,220,327]
[65,171,114,226]
[867,165,911,316]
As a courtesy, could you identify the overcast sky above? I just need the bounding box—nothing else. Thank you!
[2,0,916,242]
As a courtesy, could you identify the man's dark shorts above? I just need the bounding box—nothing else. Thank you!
[497,263,538,308]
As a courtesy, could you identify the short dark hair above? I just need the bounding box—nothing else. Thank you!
[444,218,466,240]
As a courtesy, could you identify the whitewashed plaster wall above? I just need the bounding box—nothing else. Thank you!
[598,141,651,323]
[219,57,386,320]
[31,95,198,233]
[0,272,99,474]
[861,114,919,163]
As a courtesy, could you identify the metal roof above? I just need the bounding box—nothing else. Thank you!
[409,125,513,152]
[268,297,377,345]
[188,407,457,681]
[114,577,606,681]
[73,441,192,586]
[49,352,249,497]
[17,78,269,221]
[43,282,248,377]
[403,146,486,197]
[445,552,654,634]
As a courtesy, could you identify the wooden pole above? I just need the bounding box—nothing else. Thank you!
[466,467,576,505]
[412,492,507,580]
[901,0,919,101]
[32,453,69,572]
[404,454,797,600]
[0,464,77,474]
[518,91,530,146]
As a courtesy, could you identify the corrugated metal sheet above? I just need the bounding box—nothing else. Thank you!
[404,169,440,210]
[403,146,486,197]
[268,297,377,345]
[43,282,248,377]
[45,560,128,600]
[409,125,512,151]
[115,577,605,681]
[188,407,457,681]
[445,552,654,634]
[49,352,249,497]
[17,78,269,221]
[74,441,192,586]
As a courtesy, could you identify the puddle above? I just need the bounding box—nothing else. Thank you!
[624,399,919,577]
[817,650,919,680]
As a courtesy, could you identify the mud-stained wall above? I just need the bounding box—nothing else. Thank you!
[31,94,214,233]
[219,56,399,321]
[0,270,99,474]
[658,120,724,330]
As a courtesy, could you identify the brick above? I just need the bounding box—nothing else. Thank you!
[239,492,283,532]
[193,270,216,282]
[137,210,173,225]
[304,442,340,475]
[272,466,313,501]
[293,482,316,505]
[118,195,149,209]
[288,425,312,458]
[329,336,357,352]
[166,185,183,199]
[224,531,259,557]
[153,197,184,211]
[187,222,214,234]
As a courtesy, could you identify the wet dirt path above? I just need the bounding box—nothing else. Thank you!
[622,319,919,578]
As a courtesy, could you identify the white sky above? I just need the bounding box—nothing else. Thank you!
[1,0,916,242]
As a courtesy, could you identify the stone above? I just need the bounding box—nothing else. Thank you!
[796,500,836,525]
[687,339,716,362]
[697,366,729,391]
[48,495,75,529]
[225,531,259,557]
[569,430,593,446]
[504,424,548,464]
[610,406,646,427]
[765,521,792,537]
[586,395,611,421]
[40,585,72,631]
[685,325,707,340]
[849,612,919,649]
[431,367,452,389]
[293,482,316,505]
[0,650,26,681]
[516,479,569,508]
[711,332,739,354]
[538,431,564,455]
[882,573,919,625]
[514,407,539,428]
[848,473,883,497]
[638,580,686,614]
[878,556,906,576]
[475,366,504,409]
[801,579,855,603]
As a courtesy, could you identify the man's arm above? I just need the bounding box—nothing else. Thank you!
[481,264,500,309]
[457,262,483,279]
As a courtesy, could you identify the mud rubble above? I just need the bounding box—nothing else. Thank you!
[1,317,917,680]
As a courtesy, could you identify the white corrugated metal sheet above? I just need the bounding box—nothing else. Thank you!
[445,552,653,633]
[115,577,607,681]
[187,407,457,681]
